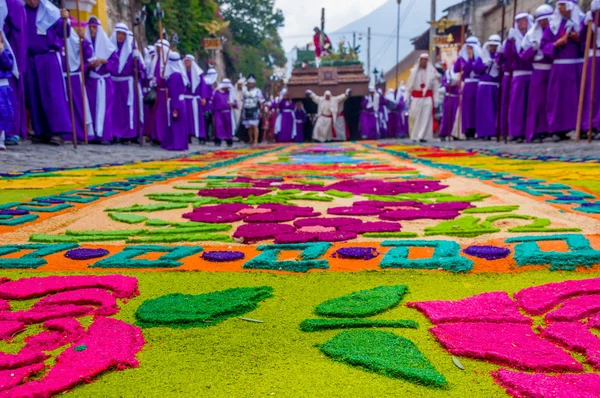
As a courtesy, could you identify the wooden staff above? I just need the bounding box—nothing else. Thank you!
[129,5,142,147]
[74,0,88,143]
[496,3,506,142]
[589,12,599,143]
[456,4,466,139]
[504,0,518,144]
[60,1,77,148]
[576,12,594,141]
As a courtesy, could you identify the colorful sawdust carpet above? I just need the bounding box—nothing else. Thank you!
[1,143,600,397]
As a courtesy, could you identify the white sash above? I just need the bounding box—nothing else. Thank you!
[113,76,134,129]
[54,52,67,101]
[183,94,201,137]
[89,71,111,138]
[62,72,94,129]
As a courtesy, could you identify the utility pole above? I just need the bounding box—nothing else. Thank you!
[353,31,356,51]
[430,0,436,60]
[320,8,325,49]
[395,0,402,89]
[367,27,371,83]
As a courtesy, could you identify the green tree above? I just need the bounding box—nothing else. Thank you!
[237,46,268,87]
[215,0,284,47]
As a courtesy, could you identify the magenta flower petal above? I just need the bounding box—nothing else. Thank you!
[493,370,600,398]
[379,210,460,221]
[197,188,272,199]
[341,222,402,234]
[294,217,362,228]
[316,231,357,242]
[327,206,383,216]
[274,232,319,244]
[233,224,296,244]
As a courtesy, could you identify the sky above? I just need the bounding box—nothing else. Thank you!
[276,0,460,76]
[275,0,388,53]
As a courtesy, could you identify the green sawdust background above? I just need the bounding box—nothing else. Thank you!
[2,270,600,398]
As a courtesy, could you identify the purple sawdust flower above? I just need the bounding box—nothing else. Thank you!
[197,188,272,199]
[184,204,319,224]
[233,223,296,244]
[0,209,30,216]
[64,248,110,260]
[463,246,511,260]
[332,247,379,260]
[201,251,245,262]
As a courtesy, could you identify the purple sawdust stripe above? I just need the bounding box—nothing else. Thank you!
[332,247,379,260]
[201,251,246,262]
[0,209,30,216]
[64,249,110,261]
[463,246,511,260]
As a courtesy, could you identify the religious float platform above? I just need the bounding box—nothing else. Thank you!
[2,143,600,397]
[287,61,370,99]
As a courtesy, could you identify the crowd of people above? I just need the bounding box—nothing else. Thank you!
[408,0,600,144]
[0,0,318,151]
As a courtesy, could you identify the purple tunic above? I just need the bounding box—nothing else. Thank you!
[160,72,188,151]
[439,72,458,138]
[151,60,169,142]
[474,53,500,138]
[112,42,145,139]
[3,0,26,139]
[61,39,93,142]
[24,6,71,137]
[276,99,295,142]
[378,97,388,138]
[504,38,533,138]
[520,46,552,141]
[581,20,600,132]
[293,108,306,142]
[360,96,378,139]
[212,90,234,141]
[454,57,478,133]
[0,50,15,132]
[85,39,118,142]
[542,19,582,133]
[184,70,207,139]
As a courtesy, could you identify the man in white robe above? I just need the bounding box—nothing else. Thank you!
[405,53,440,142]
[306,88,351,142]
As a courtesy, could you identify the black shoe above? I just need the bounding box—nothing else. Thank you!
[32,135,51,144]
[101,140,112,145]
[188,136,193,144]
[419,139,427,143]
[49,136,63,146]
[226,140,233,147]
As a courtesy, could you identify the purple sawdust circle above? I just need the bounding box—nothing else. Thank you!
[332,247,379,260]
[201,251,246,262]
[0,209,30,216]
[64,248,110,260]
[463,246,511,260]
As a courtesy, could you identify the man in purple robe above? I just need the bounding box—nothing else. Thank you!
[454,37,481,139]
[396,85,408,138]
[275,89,296,142]
[521,4,554,143]
[149,39,171,144]
[385,89,398,138]
[212,78,236,147]
[474,34,501,140]
[85,16,117,144]
[439,66,458,140]
[110,23,144,144]
[183,54,207,144]
[360,86,380,140]
[582,0,600,138]
[2,0,25,145]
[293,101,306,143]
[160,52,188,151]
[61,18,92,142]
[504,12,534,143]
[24,0,71,145]
[542,0,585,141]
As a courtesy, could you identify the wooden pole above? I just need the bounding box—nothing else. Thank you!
[74,0,88,144]
[496,4,506,142]
[589,12,599,143]
[395,0,401,90]
[129,1,143,146]
[457,4,466,139]
[60,2,77,148]
[576,14,594,141]
[367,27,371,81]
[504,0,518,144]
